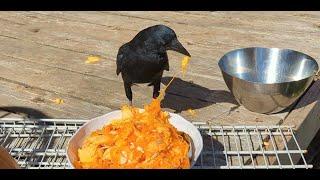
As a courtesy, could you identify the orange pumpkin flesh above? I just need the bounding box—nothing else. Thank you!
[76,99,190,169]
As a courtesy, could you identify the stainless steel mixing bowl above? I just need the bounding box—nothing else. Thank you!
[218,47,319,114]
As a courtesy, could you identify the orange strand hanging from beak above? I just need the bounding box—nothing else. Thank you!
[156,72,177,102]
[156,56,191,102]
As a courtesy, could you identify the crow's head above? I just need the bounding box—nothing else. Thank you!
[131,24,191,57]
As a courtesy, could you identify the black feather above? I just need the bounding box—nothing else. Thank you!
[116,25,190,102]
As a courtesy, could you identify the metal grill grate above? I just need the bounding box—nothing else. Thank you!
[0,118,312,169]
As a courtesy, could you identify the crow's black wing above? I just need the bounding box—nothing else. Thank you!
[116,52,123,75]
[116,44,129,75]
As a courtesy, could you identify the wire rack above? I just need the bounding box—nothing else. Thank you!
[0,118,312,169]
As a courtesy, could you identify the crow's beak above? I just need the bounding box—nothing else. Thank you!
[167,38,191,57]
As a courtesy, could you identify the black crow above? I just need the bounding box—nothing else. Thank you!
[116,25,191,105]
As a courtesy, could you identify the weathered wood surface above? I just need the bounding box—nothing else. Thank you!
[0,11,319,128]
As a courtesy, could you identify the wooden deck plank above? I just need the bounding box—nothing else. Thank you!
[31,11,320,63]
[0,49,283,124]
[0,80,111,119]
[1,11,319,75]
[0,55,140,109]
[105,11,320,34]
[0,35,231,108]
[1,11,288,123]
[0,11,318,125]
[0,34,223,93]
[0,11,225,80]
[0,11,317,98]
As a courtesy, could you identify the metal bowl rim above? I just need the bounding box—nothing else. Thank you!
[218,46,319,85]
[221,70,314,86]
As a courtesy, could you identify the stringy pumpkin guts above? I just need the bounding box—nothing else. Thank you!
[76,99,190,169]
[181,56,190,77]
[157,56,191,101]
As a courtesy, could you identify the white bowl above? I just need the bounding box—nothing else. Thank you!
[66,110,203,169]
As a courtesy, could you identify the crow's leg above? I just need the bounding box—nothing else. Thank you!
[124,82,133,106]
[153,79,161,99]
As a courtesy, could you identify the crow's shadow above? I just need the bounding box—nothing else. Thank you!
[161,76,239,113]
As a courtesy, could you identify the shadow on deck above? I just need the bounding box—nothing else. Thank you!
[161,76,239,113]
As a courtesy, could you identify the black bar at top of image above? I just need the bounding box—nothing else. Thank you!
[1,0,320,10]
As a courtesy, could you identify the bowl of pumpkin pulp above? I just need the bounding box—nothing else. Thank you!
[66,99,203,169]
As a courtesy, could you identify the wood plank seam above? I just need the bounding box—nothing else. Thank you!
[31,11,138,32]
[0,76,119,110]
